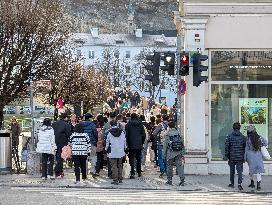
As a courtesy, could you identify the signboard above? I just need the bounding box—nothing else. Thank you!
[239,98,268,141]
[33,80,51,89]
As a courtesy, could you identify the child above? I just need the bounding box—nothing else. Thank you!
[105,121,126,185]
[69,123,91,185]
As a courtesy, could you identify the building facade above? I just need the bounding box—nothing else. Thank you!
[72,29,177,106]
[175,1,272,174]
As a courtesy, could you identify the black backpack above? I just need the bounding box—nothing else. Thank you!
[169,134,184,151]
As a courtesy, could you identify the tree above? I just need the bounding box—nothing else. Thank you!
[0,0,75,128]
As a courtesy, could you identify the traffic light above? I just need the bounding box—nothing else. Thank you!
[193,53,208,87]
[145,52,160,86]
[179,52,189,76]
[161,52,175,75]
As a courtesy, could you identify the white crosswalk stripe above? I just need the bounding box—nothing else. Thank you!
[12,187,272,205]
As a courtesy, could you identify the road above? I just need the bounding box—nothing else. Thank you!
[1,187,272,205]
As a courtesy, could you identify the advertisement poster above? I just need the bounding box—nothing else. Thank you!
[239,98,268,142]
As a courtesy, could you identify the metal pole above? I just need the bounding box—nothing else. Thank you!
[30,73,35,151]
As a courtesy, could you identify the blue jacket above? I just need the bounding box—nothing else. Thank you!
[225,130,246,162]
[81,121,98,146]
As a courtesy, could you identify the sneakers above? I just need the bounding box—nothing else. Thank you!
[82,179,89,186]
[74,181,80,185]
[41,177,47,180]
[111,181,118,185]
[238,184,243,191]
[47,175,55,180]
[130,175,135,179]
[165,181,173,185]
[119,180,123,184]
[228,184,234,188]
[179,180,185,186]
[138,173,142,177]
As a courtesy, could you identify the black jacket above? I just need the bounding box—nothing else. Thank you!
[225,130,246,162]
[125,119,146,150]
[52,120,71,147]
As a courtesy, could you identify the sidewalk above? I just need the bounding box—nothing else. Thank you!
[1,163,271,193]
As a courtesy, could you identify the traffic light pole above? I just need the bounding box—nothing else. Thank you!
[176,34,184,136]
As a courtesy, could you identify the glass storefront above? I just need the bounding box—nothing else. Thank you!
[211,51,272,160]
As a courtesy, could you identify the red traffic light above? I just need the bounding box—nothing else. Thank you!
[180,55,189,63]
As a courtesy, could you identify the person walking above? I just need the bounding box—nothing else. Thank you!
[163,121,185,186]
[153,115,169,177]
[52,113,71,178]
[125,113,146,178]
[105,121,126,185]
[69,123,91,185]
[81,113,98,178]
[102,111,117,178]
[36,118,57,180]
[225,122,246,190]
[245,125,268,191]
[95,115,105,175]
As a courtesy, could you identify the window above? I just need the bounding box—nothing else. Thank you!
[126,80,131,87]
[114,50,120,58]
[125,51,131,58]
[211,84,272,159]
[140,81,145,90]
[125,66,131,74]
[89,50,95,59]
[211,51,272,81]
[210,50,272,160]
[76,50,81,58]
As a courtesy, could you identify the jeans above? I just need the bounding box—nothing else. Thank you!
[157,144,166,173]
[229,161,243,185]
[166,154,185,182]
[55,146,64,176]
[110,158,123,182]
[72,155,87,181]
[41,153,54,178]
[141,144,148,165]
[128,149,142,176]
[95,152,104,174]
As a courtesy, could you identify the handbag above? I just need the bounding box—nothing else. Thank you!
[122,161,131,178]
[61,145,72,160]
[261,146,271,160]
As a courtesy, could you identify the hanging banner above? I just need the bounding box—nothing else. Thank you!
[239,98,268,142]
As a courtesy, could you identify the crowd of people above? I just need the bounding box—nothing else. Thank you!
[35,102,185,186]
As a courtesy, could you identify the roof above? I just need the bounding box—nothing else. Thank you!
[71,33,177,47]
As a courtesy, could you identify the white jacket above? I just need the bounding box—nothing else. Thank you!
[36,126,57,155]
[105,127,126,159]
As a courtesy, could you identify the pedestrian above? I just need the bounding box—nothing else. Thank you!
[95,115,105,175]
[125,113,146,178]
[10,116,21,154]
[225,122,246,190]
[153,115,169,177]
[69,114,78,133]
[102,111,117,178]
[52,113,71,178]
[105,121,126,185]
[245,125,268,191]
[163,121,185,186]
[147,116,156,163]
[139,115,148,171]
[69,123,91,185]
[81,113,98,178]
[36,118,57,180]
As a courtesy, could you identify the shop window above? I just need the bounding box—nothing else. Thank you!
[76,49,81,58]
[211,84,272,160]
[211,51,272,81]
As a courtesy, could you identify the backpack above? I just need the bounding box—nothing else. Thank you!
[169,134,184,152]
[96,128,104,152]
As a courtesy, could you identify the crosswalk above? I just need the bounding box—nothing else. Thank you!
[12,187,272,205]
